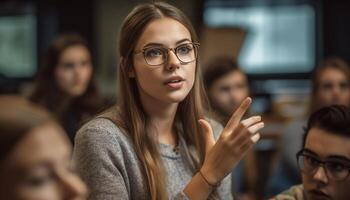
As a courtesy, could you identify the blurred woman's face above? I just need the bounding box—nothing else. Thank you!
[317,67,350,107]
[0,123,87,200]
[54,45,93,97]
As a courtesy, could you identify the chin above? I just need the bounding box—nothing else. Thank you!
[165,89,191,102]
[67,89,86,97]
[164,95,187,103]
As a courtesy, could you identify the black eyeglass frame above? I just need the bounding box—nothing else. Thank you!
[296,149,350,181]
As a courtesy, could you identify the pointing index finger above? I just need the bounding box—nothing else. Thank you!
[225,97,252,131]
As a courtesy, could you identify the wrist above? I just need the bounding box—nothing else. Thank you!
[199,166,220,187]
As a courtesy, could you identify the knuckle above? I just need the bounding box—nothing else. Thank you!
[239,122,248,130]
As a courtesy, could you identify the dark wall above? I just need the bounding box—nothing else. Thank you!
[323,1,350,63]
[37,0,95,60]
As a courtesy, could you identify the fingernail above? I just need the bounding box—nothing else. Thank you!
[251,133,260,143]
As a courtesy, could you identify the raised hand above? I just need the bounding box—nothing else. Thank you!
[198,97,264,186]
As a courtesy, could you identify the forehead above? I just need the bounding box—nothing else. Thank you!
[8,123,71,167]
[135,17,192,49]
[60,45,90,60]
[212,70,247,87]
[305,127,350,159]
[319,67,348,81]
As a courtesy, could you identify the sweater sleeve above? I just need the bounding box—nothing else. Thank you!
[73,125,130,200]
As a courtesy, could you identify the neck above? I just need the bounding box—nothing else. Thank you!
[55,95,73,117]
[140,91,179,146]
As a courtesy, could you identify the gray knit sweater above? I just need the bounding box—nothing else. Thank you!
[73,117,233,200]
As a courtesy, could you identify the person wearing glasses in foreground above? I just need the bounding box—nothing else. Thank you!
[73,2,263,200]
[271,105,350,200]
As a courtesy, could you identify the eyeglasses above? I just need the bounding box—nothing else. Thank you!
[296,150,350,181]
[134,42,200,67]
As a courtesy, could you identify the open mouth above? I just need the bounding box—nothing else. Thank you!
[164,78,184,89]
[167,79,182,83]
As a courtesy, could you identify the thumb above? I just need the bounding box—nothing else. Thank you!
[198,119,215,156]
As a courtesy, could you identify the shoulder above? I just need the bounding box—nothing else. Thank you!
[74,117,136,160]
[75,117,128,144]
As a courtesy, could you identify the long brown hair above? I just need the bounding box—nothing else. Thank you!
[30,33,102,118]
[114,2,209,199]
[310,57,350,113]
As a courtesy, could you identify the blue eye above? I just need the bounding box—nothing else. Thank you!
[144,48,163,58]
[176,44,193,55]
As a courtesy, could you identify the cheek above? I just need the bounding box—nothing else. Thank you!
[80,66,93,82]
[133,67,162,96]
[16,182,58,200]
[339,179,350,199]
[212,91,229,105]
[235,89,249,101]
[317,90,330,101]
[301,174,313,190]
[55,69,74,86]
[340,90,350,99]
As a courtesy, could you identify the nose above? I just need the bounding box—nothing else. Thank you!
[60,173,88,200]
[313,166,329,185]
[165,50,180,71]
[229,88,237,99]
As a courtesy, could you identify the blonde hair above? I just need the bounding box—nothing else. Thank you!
[113,2,211,199]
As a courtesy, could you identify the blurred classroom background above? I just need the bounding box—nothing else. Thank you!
[1,0,350,199]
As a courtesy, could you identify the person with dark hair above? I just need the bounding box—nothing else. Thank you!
[0,95,87,200]
[203,57,255,199]
[267,57,350,196]
[203,57,249,126]
[30,33,104,143]
[271,105,350,200]
[73,2,263,200]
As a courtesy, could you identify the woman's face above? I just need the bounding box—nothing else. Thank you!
[131,17,196,105]
[317,67,350,107]
[54,45,93,97]
[0,123,87,200]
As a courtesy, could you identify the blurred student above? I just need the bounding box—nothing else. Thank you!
[271,105,350,200]
[30,33,104,143]
[203,57,249,126]
[204,57,256,199]
[73,2,263,200]
[0,96,87,200]
[267,57,350,195]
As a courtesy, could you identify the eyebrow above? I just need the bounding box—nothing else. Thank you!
[143,38,191,48]
[327,156,350,164]
[303,148,350,163]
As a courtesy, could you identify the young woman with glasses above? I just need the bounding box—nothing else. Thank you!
[73,2,263,200]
